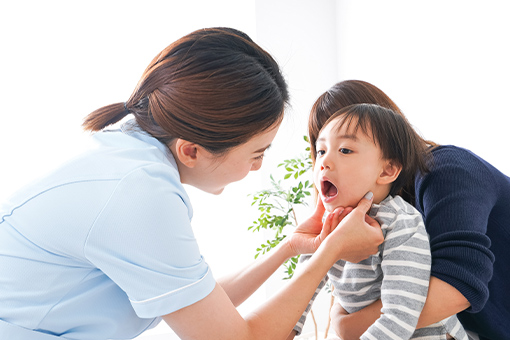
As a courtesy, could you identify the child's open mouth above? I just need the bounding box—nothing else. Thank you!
[321,179,338,201]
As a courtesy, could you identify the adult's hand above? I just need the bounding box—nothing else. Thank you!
[286,198,351,257]
[322,192,383,263]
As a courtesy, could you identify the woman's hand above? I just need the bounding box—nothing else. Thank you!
[322,192,383,263]
[286,199,351,257]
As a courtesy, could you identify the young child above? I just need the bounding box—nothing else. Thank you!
[292,104,467,340]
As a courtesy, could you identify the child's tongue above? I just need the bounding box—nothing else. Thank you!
[327,185,338,197]
[324,181,338,197]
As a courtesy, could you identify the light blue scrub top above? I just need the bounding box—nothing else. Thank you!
[0,121,216,339]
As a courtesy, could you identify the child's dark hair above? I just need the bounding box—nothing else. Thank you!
[322,103,430,197]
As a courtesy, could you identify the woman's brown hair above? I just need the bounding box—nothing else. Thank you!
[309,80,436,204]
[83,27,289,154]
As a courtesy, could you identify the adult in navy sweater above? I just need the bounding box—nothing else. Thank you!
[414,144,508,340]
[306,80,509,340]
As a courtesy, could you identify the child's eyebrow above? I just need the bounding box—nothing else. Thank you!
[337,134,359,141]
[316,134,358,144]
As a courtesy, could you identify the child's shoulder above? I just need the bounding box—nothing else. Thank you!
[371,195,421,220]
[372,195,425,235]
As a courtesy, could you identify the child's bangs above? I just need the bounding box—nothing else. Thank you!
[331,110,376,143]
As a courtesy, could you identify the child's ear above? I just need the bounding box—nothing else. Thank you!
[377,160,402,185]
[174,139,199,168]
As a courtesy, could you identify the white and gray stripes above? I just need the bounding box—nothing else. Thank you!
[294,195,467,340]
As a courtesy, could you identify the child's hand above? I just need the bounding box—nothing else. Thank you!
[286,199,350,257]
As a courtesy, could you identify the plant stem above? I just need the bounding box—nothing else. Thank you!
[324,292,335,338]
[291,206,298,226]
[310,309,318,340]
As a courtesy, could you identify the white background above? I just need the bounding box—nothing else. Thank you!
[1,1,509,338]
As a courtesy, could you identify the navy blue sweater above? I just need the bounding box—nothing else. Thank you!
[414,145,510,340]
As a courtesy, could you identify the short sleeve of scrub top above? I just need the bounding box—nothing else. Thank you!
[81,137,216,318]
[0,124,216,339]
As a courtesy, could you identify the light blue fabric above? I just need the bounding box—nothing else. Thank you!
[0,121,216,339]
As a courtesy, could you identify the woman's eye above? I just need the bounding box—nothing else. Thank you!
[254,154,264,160]
[340,148,352,154]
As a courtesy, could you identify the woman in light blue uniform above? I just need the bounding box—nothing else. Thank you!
[0,28,384,339]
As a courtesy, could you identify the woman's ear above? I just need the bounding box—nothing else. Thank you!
[174,139,199,168]
[377,160,402,185]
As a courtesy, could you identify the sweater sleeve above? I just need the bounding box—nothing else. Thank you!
[415,146,496,312]
[361,210,431,340]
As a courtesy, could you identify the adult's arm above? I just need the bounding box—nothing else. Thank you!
[330,276,470,340]
[217,199,342,307]
[163,194,384,339]
[416,146,495,312]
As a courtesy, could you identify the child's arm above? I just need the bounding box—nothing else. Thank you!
[331,276,469,340]
[359,208,431,340]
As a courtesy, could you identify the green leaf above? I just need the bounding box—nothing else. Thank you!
[248,137,312,281]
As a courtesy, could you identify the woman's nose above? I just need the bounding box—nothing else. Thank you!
[251,160,262,171]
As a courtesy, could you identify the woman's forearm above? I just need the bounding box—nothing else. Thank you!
[164,196,383,339]
[218,195,380,308]
[244,242,349,338]
[165,243,347,340]
[416,276,470,328]
[217,240,295,307]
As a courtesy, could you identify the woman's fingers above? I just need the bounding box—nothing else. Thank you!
[329,207,344,230]
[364,214,379,228]
[355,191,374,215]
[322,206,347,235]
[312,197,326,220]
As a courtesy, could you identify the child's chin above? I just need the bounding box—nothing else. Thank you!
[324,202,341,212]
[324,198,357,211]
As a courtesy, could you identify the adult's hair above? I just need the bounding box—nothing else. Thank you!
[83,27,289,154]
[309,80,436,203]
[322,103,430,197]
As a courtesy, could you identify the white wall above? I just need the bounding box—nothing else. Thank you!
[1,1,509,339]
[0,0,257,201]
[335,0,510,175]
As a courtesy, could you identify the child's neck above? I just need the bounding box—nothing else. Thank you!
[372,186,392,204]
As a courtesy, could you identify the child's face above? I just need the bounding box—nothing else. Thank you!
[314,116,386,211]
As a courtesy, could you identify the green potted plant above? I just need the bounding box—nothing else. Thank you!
[248,136,335,339]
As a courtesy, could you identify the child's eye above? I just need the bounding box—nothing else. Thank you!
[340,148,352,154]
[316,150,326,157]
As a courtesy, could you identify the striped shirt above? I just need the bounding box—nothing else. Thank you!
[294,195,467,340]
